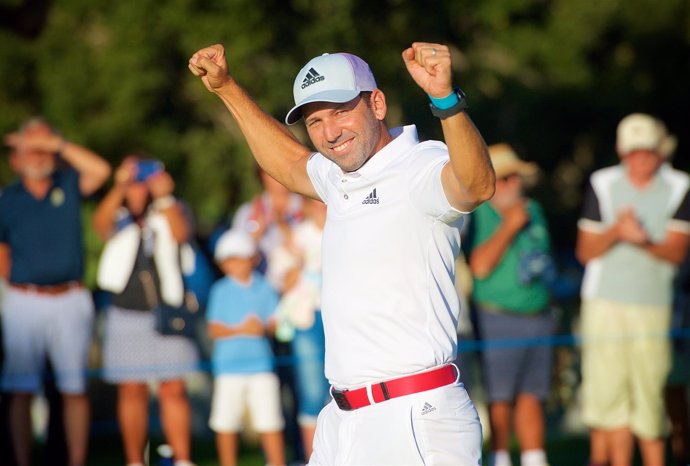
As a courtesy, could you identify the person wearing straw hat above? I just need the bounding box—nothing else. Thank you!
[189,42,495,465]
[576,113,690,466]
[465,143,555,466]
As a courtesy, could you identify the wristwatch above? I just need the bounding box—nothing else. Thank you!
[429,88,468,119]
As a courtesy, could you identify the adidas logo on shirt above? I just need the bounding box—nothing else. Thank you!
[301,68,324,89]
[362,188,379,205]
[421,402,436,415]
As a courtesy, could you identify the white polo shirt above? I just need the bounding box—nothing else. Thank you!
[307,125,466,388]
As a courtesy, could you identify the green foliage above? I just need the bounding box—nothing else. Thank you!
[0,0,687,249]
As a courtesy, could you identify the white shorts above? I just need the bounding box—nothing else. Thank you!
[209,372,285,433]
[309,382,482,466]
[1,287,94,394]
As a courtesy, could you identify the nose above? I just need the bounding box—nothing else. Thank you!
[322,120,343,145]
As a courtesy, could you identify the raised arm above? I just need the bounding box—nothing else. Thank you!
[4,130,111,196]
[188,44,317,199]
[402,42,495,212]
[469,201,530,278]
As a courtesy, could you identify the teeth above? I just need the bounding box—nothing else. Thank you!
[333,141,350,152]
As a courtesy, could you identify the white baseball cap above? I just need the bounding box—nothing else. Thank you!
[214,229,256,261]
[285,53,377,125]
[616,113,664,156]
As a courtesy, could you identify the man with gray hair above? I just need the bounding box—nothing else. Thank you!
[576,113,690,466]
[0,118,111,466]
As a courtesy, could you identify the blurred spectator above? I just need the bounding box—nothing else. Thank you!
[223,167,304,460]
[0,117,111,466]
[206,228,285,466]
[465,144,555,466]
[269,197,330,460]
[576,113,690,466]
[229,168,303,280]
[93,156,199,466]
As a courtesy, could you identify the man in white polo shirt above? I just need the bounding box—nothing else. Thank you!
[189,42,495,465]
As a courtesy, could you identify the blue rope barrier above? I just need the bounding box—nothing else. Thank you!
[12,328,690,381]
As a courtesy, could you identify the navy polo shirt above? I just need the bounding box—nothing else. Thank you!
[0,168,84,285]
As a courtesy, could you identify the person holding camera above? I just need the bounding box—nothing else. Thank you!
[93,155,199,466]
[464,144,555,466]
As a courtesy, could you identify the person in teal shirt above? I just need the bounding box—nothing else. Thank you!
[465,144,555,466]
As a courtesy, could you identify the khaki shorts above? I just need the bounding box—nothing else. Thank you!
[209,373,284,433]
[580,298,671,439]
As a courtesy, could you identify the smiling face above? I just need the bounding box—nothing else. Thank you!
[302,91,392,173]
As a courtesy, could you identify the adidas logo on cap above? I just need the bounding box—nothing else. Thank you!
[301,68,325,89]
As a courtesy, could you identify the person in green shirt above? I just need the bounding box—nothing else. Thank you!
[465,143,555,466]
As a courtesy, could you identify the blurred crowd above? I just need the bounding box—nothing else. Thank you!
[0,112,688,466]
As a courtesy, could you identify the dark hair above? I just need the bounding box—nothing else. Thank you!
[360,91,373,108]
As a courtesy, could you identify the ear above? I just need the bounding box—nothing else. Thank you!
[370,89,388,121]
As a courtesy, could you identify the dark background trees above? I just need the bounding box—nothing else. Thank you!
[1,0,688,251]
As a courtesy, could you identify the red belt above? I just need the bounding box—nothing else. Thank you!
[330,364,458,411]
[10,281,84,296]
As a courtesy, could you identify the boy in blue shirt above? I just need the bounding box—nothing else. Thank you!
[207,228,286,466]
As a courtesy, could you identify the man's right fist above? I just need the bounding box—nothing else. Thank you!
[188,44,231,92]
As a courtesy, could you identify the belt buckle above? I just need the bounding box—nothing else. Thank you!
[331,388,352,411]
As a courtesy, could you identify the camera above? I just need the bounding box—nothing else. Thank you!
[135,160,163,182]
[517,251,557,286]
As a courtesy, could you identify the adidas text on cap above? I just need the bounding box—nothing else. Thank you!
[285,53,377,125]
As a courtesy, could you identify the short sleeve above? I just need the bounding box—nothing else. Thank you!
[205,282,224,322]
[578,181,603,233]
[0,194,8,244]
[669,189,690,234]
[406,142,465,223]
[306,153,329,203]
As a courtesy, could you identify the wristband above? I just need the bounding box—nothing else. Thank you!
[429,88,468,119]
[428,91,459,110]
[152,195,176,211]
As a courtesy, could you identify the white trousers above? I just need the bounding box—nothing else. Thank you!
[309,382,482,466]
